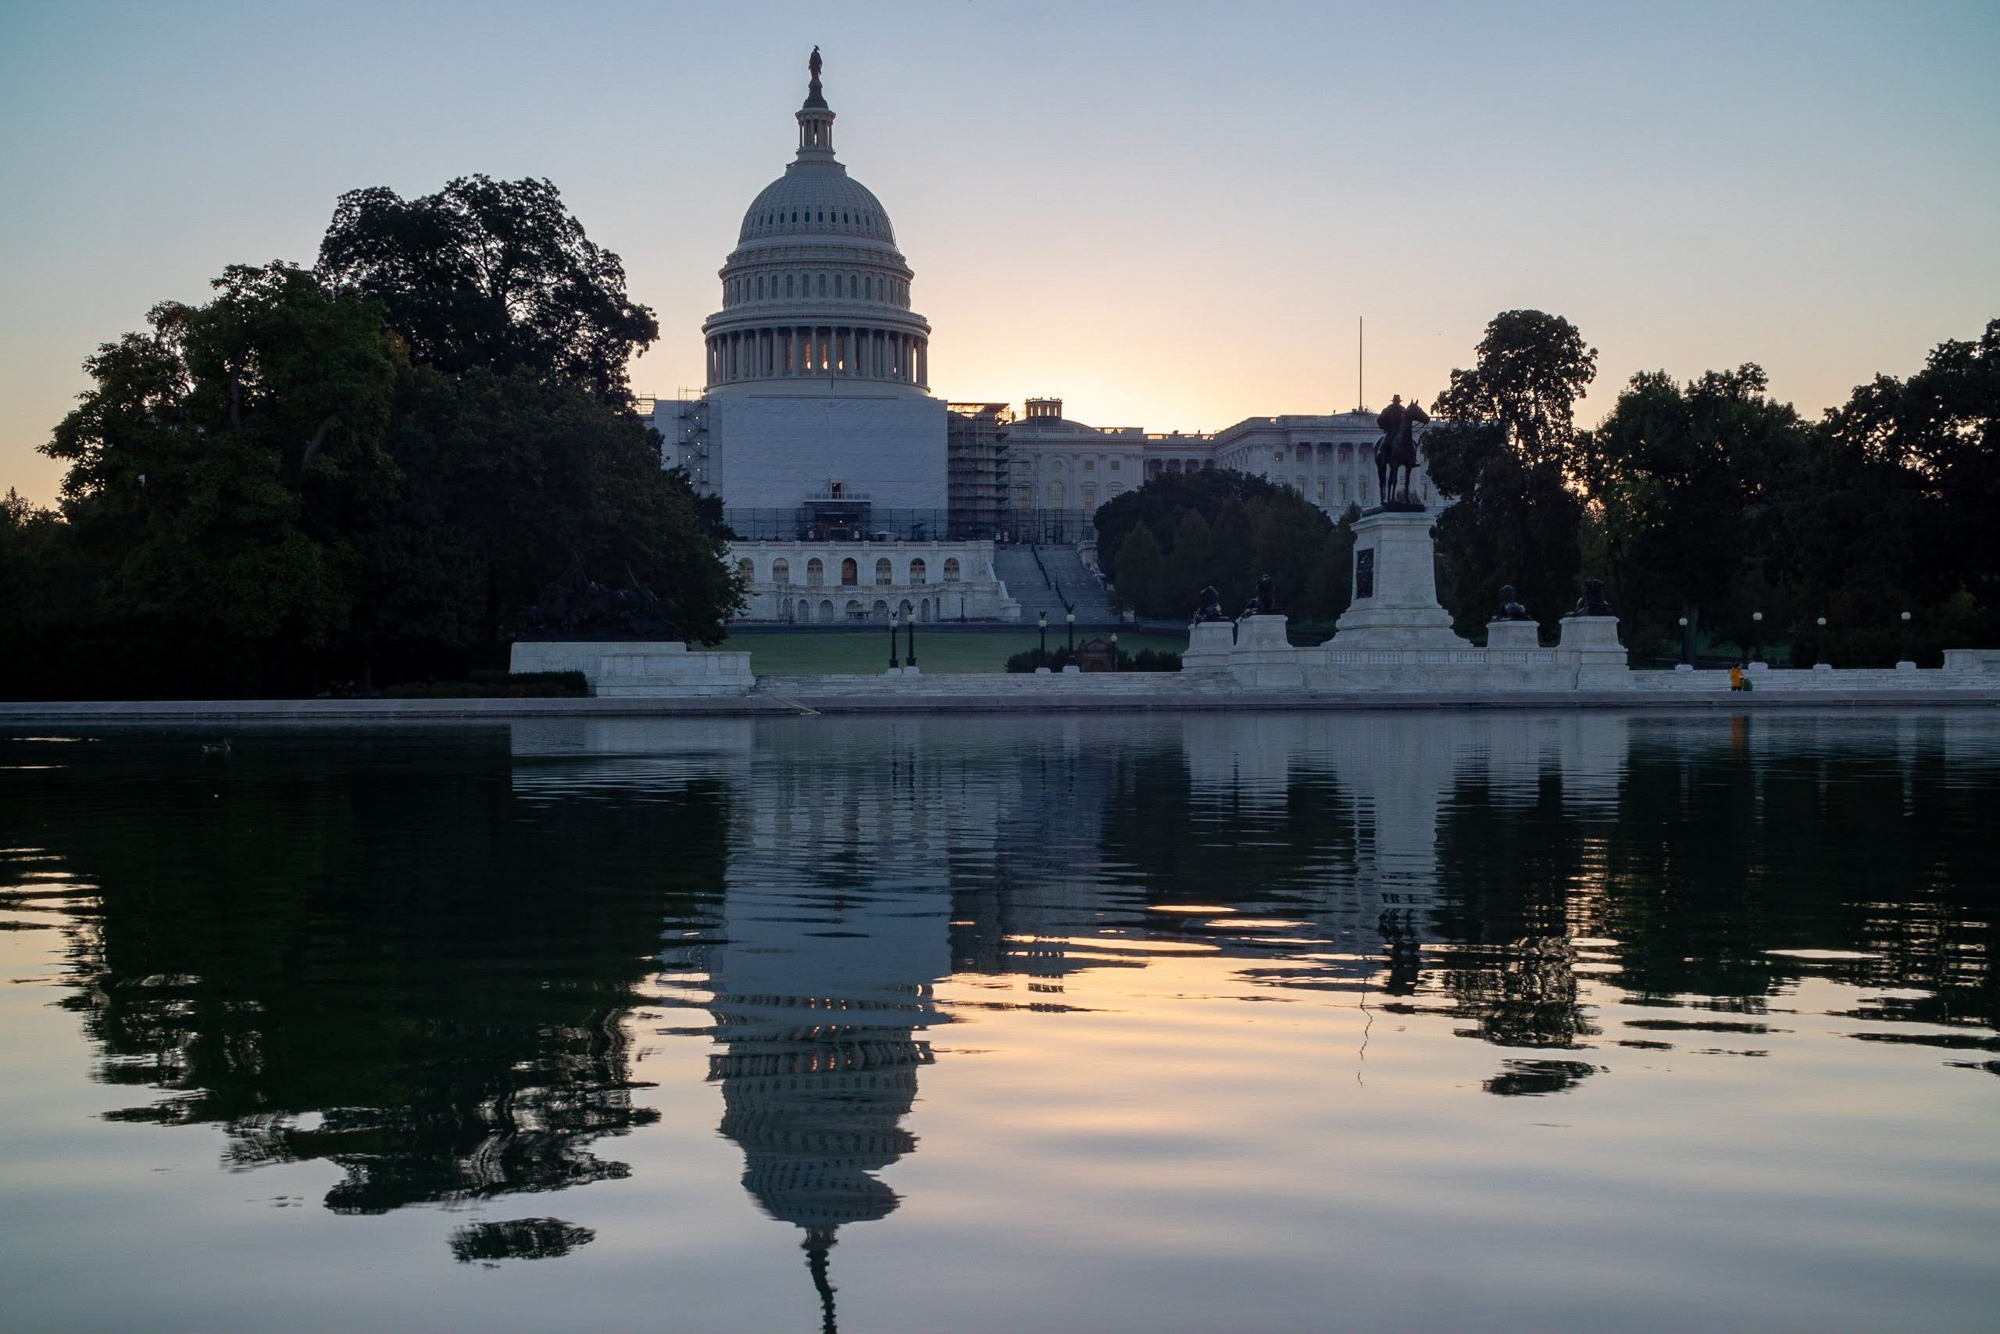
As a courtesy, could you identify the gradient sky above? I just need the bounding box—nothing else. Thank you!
[3,0,1996,504]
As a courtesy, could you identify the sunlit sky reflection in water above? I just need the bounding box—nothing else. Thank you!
[0,710,1995,1333]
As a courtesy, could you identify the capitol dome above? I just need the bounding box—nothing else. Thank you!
[702,49,931,397]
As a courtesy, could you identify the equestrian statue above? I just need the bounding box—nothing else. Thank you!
[1373,394,1430,506]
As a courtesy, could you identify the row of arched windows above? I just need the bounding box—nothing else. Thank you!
[737,555,961,587]
[726,271,910,307]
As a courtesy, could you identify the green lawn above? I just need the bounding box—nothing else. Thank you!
[722,628,1188,676]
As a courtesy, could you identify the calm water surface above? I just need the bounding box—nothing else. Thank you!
[0,711,1995,1333]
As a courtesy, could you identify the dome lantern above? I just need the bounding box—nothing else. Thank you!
[797,45,835,158]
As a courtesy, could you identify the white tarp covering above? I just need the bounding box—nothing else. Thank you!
[710,394,948,510]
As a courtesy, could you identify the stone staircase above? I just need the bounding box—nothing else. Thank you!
[991,544,1118,626]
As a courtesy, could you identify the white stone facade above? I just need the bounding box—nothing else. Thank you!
[509,641,755,696]
[729,539,1020,623]
[995,399,1440,539]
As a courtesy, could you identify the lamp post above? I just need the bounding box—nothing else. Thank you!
[1038,611,1047,662]
[1066,608,1076,655]
[1815,615,1828,668]
[906,606,917,669]
[1900,609,1912,665]
[1678,615,1691,667]
[1751,611,1762,665]
[889,607,899,670]
[1110,631,1119,673]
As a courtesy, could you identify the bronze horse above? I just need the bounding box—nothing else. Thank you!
[1374,396,1429,503]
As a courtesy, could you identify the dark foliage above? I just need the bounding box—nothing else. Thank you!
[3,182,737,700]
[1095,469,1355,620]
[1424,310,1597,636]
[318,175,657,401]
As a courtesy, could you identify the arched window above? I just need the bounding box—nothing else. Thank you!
[874,557,892,585]
[943,558,961,582]
[849,274,858,297]
[1049,482,1065,507]
[735,558,754,584]
[872,599,889,620]
[818,599,834,623]
[920,598,932,622]
[772,558,790,586]
[1082,484,1097,509]
[806,557,825,587]
[797,599,810,623]
[757,276,765,299]
[840,558,858,586]
[786,274,795,297]
[909,558,926,585]
[818,274,827,296]
[845,599,865,621]
[899,599,914,621]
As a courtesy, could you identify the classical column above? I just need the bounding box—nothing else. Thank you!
[917,340,926,387]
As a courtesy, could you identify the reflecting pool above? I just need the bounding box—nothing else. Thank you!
[1,711,1995,1333]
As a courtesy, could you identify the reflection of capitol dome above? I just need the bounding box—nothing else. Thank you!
[703,882,951,1331]
[712,1011,929,1230]
[702,48,931,397]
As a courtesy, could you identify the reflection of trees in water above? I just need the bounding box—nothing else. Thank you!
[1483,1059,1605,1097]
[1597,722,1997,1029]
[10,729,726,1216]
[448,1217,596,1264]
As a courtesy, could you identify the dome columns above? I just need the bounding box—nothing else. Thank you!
[704,326,928,389]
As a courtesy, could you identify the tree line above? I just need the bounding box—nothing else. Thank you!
[1,176,741,700]
[1096,469,1360,626]
[1097,309,1998,663]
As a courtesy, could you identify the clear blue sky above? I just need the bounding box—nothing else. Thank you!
[3,0,1996,503]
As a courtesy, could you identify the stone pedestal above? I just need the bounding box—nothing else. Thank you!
[1182,619,1236,671]
[1234,614,1290,651]
[1331,508,1468,650]
[1228,614,1303,688]
[1558,615,1629,688]
[1485,620,1541,651]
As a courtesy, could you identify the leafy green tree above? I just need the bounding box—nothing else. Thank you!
[1111,522,1166,616]
[1095,468,1339,618]
[1302,505,1362,622]
[352,367,739,669]
[1809,318,1999,637]
[1162,511,1214,614]
[1424,310,1598,634]
[1208,499,1255,606]
[318,175,658,401]
[1586,365,1807,657]
[39,263,403,693]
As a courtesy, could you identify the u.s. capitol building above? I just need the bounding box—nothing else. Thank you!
[643,51,1434,623]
